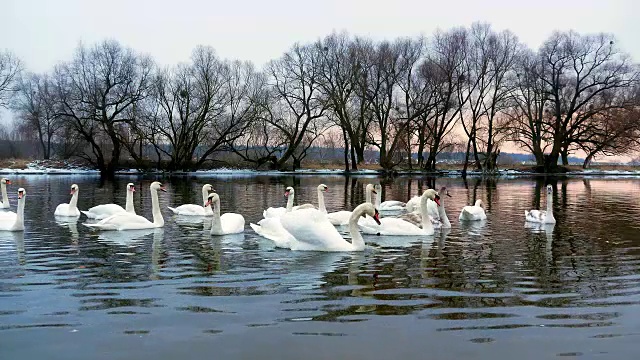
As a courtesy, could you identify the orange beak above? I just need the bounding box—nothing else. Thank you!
[205,200,212,207]
[5,180,10,185]
[434,195,441,206]
[160,186,167,192]
[18,191,23,199]
[373,209,381,225]
[70,189,75,195]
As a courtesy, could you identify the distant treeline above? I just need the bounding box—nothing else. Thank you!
[0,22,638,177]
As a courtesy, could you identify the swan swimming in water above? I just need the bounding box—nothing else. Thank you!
[168,184,214,216]
[83,182,167,231]
[459,199,487,221]
[0,188,26,232]
[54,184,81,217]
[359,189,440,236]
[82,183,137,219]
[279,202,381,251]
[205,193,245,235]
[525,184,556,224]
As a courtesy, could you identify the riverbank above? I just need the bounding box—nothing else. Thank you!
[1,158,639,177]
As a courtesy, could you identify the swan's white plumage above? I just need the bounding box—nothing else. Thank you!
[82,183,136,220]
[167,184,213,216]
[250,218,297,248]
[0,188,25,232]
[279,203,379,251]
[359,189,439,236]
[459,199,487,221]
[84,182,166,231]
[54,184,81,217]
[525,185,556,224]
[206,193,245,235]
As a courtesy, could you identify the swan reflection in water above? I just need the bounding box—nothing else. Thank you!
[55,218,79,249]
[524,221,554,262]
[95,227,162,247]
[0,231,25,265]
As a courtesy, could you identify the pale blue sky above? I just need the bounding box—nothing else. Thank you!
[1,0,637,73]
[1,0,637,140]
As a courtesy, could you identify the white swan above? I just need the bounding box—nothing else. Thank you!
[459,199,487,221]
[206,193,245,235]
[0,188,25,232]
[263,186,297,218]
[250,217,297,248]
[54,184,81,217]
[326,184,376,226]
[0,178,11,209]
[359,189,439,236]
[83,181,167,231]
[525,185,556,224]
[288,184,329,212]
[82,183,137,220]
[280,202,381,251]
[168,184,214,216]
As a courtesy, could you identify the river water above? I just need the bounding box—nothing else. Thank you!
[1,174,639,359]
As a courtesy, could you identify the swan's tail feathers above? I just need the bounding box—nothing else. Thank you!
[524,210,529,217]
[460,208,471,219]
[249,223,261,234]
[167,206,179,214]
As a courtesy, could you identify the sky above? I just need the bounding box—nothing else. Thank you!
[1,0,638,160]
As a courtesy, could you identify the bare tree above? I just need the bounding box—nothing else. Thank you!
[140,47,261,170]
[12,73,62,159]
[53,40,153,178]
[539,32,638,171]
[419,28,469,171]
[0,50,22,109]
[461,23,521,174]
[236,43,329,170]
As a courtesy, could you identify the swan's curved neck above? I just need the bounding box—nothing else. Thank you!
[317,189,326,213]
[348,209,366,251]
[69,190,79,212]
[202,187,213,215]
[151,188,164,226]
[125,190,134,213]
[14,196,25,229]
[1,183,8,206]
[210,200,223,234]
[438,198,451,228]
[376,190,381,208]
[286,191,294,212]
[546,190,555,221]
[365,188,372,205]
[420,197,434,233]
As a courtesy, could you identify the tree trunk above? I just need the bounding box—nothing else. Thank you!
[561,148,569,166]
[583,153,594,169]
[462,137,471,178]
[342,128,350,172]
[350,144,358,171]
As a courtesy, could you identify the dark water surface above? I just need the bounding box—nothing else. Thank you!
[1,174,640,359]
